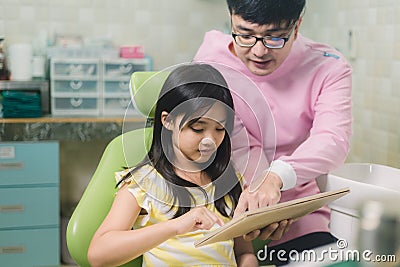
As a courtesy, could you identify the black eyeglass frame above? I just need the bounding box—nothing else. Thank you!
[231,21,297,49]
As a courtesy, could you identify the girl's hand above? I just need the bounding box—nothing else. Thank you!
[172,206,224,235]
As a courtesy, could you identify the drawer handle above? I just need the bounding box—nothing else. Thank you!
[87,65,95,75]
[119,99,130,108]
[0,162,24,170]
[119,64,133,74]
[69,64,83,75]
[118,81,129,90]
[0,205,25,213]
[70,80,83,90]
[1,246,25,254]
[70,98,83,107]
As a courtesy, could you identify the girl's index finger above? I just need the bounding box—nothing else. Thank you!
[203,207,224,226]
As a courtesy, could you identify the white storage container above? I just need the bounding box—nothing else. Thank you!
[51,58,101,116]
[101,58,151,116]
[50,57,152,116]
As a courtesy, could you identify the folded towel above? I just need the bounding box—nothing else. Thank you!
[1,90,42,118]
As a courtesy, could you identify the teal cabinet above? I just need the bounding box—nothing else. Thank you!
[0,141,60,266]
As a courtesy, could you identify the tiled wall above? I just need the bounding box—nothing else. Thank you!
[1,0,399,168]
[0,0,229,70]
[302,0,400,168]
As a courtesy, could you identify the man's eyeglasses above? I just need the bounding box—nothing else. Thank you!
[231,22,297,49]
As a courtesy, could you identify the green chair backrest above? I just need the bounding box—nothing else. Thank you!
[66,71,163,267]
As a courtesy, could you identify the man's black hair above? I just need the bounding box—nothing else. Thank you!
[226,0,306,27]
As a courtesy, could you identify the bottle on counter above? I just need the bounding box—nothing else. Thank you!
[0,37,10,80]
[32,29,48,80]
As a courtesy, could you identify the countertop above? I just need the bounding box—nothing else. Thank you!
[0,116,145,123]
[0,116,146,142]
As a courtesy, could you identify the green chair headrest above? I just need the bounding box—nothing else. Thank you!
[130,71,169,118]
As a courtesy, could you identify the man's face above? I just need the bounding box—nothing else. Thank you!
[230,14,300,76]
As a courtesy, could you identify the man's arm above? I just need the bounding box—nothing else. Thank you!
[277,66,352,184]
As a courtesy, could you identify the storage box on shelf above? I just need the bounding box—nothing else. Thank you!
[102,57,151,116]
[0,141,60,266]
[0,80,50,116]
[49,57,152,117]
[50,58,101,116]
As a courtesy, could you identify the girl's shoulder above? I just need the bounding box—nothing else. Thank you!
[115,164,163,189]
[126,165,177,208]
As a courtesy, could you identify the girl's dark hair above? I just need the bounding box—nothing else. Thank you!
[227,0,305,27]
[118,63,242,219]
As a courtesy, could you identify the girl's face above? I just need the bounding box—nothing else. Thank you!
[162,102,227,170]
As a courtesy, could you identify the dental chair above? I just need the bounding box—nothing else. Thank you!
[66,70,268,267]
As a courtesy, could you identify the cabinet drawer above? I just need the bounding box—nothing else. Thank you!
[103,59,150,78]
[102,97,140,116]
[103,80,130,94]
[52,97,100,116]
[0,142,59,186]
[0,227,59,267]
[51,59,99,77]
[0,187,58,229]
[52,79,99,94]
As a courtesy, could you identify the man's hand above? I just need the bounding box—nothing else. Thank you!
[235,171,282,213]
[242,220,293,241]
[234,172,292,241]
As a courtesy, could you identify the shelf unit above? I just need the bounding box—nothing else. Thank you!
[50,58,101,116]
[50,57,152,117]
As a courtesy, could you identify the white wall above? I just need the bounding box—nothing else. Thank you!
[302,0,400,168]
[0,0,229,70]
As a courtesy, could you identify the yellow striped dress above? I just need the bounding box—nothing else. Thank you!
[115,164,238,267]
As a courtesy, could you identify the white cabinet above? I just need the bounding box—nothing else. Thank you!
[50,58,101,116]
[50,57,152,116]
[102,58,151,116]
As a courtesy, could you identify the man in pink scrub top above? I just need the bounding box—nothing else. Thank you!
[194,0,352,265]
